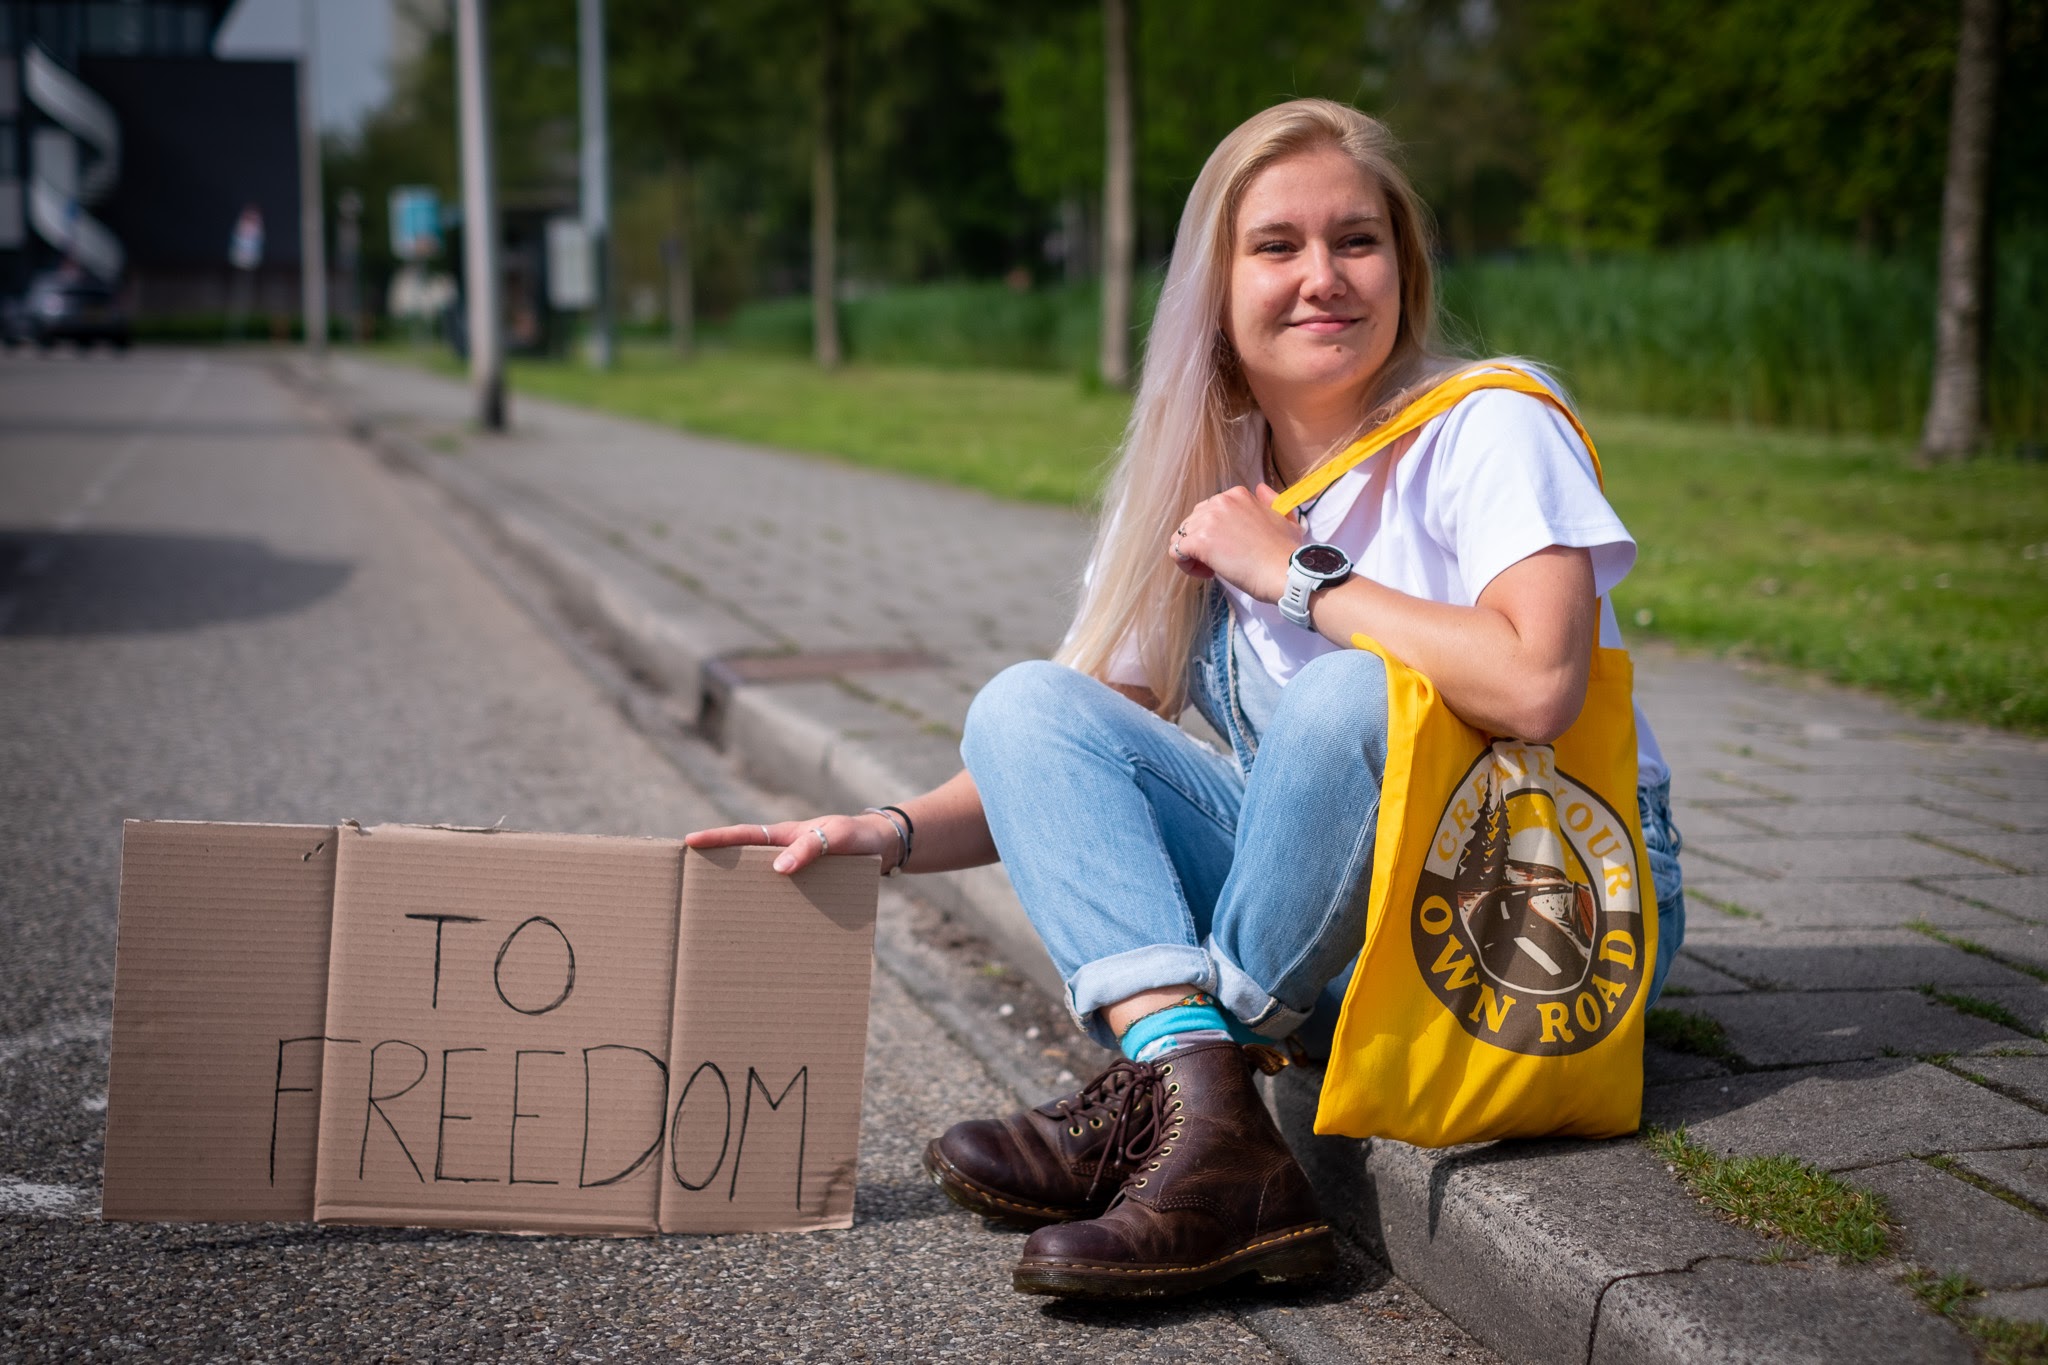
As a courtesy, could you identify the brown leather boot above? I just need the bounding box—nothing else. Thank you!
[922,1058,1156,1228]
[1010,1040,1338,1297]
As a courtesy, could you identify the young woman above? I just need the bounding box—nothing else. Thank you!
[686,98,1685,1299]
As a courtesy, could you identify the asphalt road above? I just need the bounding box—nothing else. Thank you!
[0,351,1486,1361]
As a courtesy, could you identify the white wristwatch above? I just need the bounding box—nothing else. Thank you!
[1278,543,1353,629]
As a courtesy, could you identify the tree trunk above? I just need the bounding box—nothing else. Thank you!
[812,0,843,370]
[666,154,694,358]
[1919,0,2003,464]
[1098,0,1134,389]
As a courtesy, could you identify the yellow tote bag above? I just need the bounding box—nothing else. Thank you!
[1274,368,1656,1146]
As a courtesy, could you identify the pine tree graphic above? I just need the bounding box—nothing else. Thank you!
[1457,781,1510,894]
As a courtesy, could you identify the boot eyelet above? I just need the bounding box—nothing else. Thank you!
[1160,1063,1173,1074]
[1167,1082,1179,1094]
[1134,1178,1147,1188]
[1067,1125,1082,1136]
[1160,1146,1173,1154]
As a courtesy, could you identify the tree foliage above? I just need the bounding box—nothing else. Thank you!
[324,0,2046,322]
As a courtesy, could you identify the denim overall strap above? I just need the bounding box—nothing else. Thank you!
[1183,585,1259,771]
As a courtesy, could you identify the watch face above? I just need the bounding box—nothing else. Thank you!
[1295,544,1348,576]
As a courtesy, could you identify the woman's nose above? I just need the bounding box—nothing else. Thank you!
[1299,243,1345,300]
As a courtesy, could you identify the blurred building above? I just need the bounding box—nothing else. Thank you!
[0,1,303,320]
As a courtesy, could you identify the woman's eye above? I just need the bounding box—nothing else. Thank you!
[1341,234,1380,250]
[1255,240,1293,255]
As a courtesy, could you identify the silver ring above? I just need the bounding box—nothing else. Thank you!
[760,824,772,844]
[811,826,829,853]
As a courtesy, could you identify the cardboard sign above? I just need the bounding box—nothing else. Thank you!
[102,821,879,1235]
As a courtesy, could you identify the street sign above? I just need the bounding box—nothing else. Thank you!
[546,215,593,310]
[388,186,441,263]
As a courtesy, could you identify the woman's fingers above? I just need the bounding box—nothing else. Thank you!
[682,823,778,849]
[684,814,894,875]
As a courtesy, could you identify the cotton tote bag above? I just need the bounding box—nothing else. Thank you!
[1271,368,1656,1146]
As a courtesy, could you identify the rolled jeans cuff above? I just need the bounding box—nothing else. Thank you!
[1209,943,1312,1040]
[1066,944,1217,1050]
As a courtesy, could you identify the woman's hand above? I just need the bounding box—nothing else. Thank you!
[683,812,905,876]
[1168,483,1304,603]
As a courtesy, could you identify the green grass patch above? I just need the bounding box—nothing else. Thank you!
[1645,1126,1894,1261]
[1918,986,2042,1040]
[1905,1268,2048,1365]
[1598,411,2048,732]
[1909,922,2048,985]
[1692,891,1761,920]
[363,334,2048,732]
[1645,1007,1741,1064]
[498,346,1128,505]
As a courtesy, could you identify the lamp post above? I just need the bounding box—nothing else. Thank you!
[579,0,613,370]
[455,0,505,429]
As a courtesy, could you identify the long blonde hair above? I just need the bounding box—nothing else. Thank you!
[1057,98,1463,714]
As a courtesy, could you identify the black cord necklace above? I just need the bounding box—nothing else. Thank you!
[1265,440,1331,526]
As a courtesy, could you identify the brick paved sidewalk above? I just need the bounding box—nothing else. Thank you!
[319,352,2048,1360]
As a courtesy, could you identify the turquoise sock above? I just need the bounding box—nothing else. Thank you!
[1119,998,1233,1064]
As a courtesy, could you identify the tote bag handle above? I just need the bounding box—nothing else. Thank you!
[1268,365,1603,517]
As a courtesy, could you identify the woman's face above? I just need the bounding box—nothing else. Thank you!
[1224,146,1401,413]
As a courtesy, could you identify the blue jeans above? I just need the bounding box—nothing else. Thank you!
[962,648,1687,1052]
[962,651,1393,1050]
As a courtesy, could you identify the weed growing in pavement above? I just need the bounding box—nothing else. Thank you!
[1905,1268,2048,1365]
[1644,1127,1894,1262]
[1918,986,2043,1041]
[1908,922,2048,985]
[1925,1155,2048,1218]
[1645,1008,1742,1065]
[1691,892,1760,920]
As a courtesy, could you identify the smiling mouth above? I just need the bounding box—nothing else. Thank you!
[1291,316,1360,330]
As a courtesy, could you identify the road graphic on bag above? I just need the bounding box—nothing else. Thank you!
[1411,741,1645,1056]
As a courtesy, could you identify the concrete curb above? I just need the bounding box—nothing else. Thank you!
[303,363,1974,1365]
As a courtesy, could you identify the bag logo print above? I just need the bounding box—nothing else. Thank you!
[1409,741,1644,1056]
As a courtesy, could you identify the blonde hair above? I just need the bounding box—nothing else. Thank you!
[1057,98,1465,714]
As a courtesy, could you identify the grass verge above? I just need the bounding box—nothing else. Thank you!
[1645,1126,1893,1261]
[1906,1269,2048,1365]
[363,341,2048,731]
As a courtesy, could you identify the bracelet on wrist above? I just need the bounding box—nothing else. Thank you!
[863,806,911,875]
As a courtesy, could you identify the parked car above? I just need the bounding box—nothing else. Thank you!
[2,271,132,350]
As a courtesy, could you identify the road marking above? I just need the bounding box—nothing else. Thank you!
[0,1015,111,1068]
[0,1176,98,1219]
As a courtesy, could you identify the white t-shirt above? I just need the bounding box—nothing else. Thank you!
[1105,380,1670,785]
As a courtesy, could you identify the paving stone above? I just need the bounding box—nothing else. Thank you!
[1668,989,2029,1066]
[1949,925,2048,973]
[1682,929,2037,991]
[1645,1043,1734,1086]
[1645,1060,2048,1170]
[1683,835,2007,881]
[1973,1286,2048,1326]
[1922,875,2048,921]
[1665,803,1787,839]
[1853,1159,2048,1289]
[1686,879,2013,930]
[1703,801,2015,837]
[1961,989,2048,1042]
[1954,1148,2048,1215]
[1697,770,2019,805]
[1963,1055,2048,1107]
[1662,952,1750,995]
[1928,832,2048,875]
[1590,1257,1974,1364]
[1914,795,2048,835]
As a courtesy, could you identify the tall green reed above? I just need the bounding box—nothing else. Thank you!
[712,234,2042,441]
